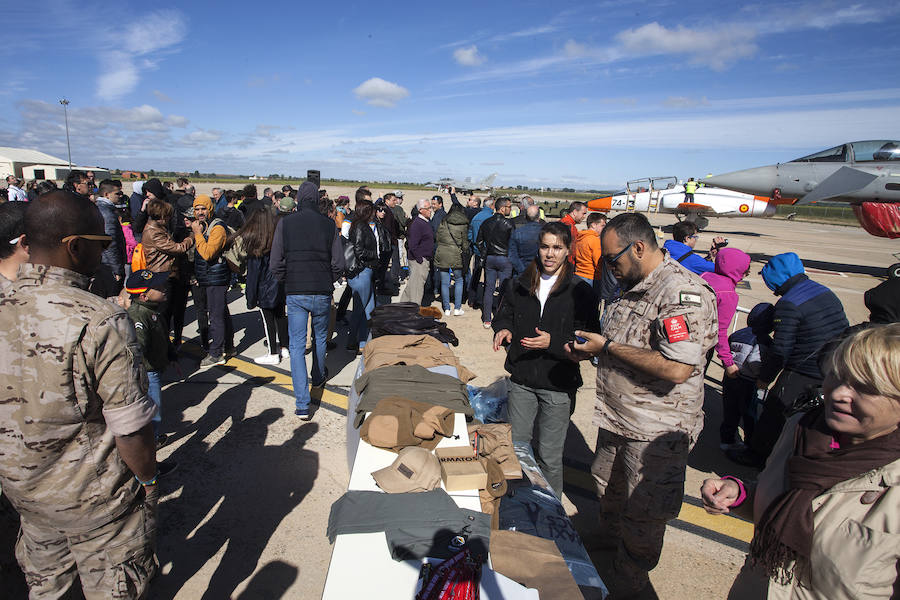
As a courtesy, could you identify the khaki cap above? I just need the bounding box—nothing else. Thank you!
[372,447,441,493]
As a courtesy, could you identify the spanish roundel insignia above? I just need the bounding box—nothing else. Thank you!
[663,315,690,343]
[739,204,749,213]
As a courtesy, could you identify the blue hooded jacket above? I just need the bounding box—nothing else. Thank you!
[662,239,714,274]
[760,252,804,292]
[758,252,848,382]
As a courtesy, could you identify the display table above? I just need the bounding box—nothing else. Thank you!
[324,350,606,599]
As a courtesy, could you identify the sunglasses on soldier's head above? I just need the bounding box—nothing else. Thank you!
[61,234,112,249]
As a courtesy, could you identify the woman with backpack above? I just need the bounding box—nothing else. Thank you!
[140,198,194,349]
[238,206,290,365]
[345,200,390,353]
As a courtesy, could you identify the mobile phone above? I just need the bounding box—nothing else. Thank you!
[574,334,587,344]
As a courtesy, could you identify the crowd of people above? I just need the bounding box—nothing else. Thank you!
[0,172,898,599]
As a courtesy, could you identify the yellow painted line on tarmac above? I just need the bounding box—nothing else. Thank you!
[223,355,350,411]
[676,502,753,543]
[564,464,753,545]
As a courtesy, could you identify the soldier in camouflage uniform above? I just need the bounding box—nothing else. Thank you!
[568,213,718,597]
[0,191,160,599]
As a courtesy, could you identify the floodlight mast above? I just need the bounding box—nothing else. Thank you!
[59,99,72,168]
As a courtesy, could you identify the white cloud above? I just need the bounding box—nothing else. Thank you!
[181,129,222,145]
[616,22,757,70]
[95,9,187,100]
[453,45,485,67]
[153,90,173,102]
[353,78,409,108]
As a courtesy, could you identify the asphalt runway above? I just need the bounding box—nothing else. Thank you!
[129,185,898,598]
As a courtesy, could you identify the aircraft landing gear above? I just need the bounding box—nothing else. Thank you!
[685,213,710,230]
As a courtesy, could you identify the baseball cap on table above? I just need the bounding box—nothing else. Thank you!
[126,269,169,295]
[372,447,441,493]
[278,196,297,213]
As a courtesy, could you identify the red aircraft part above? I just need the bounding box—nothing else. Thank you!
[853,202,900,239]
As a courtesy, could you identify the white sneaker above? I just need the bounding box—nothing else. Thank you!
[254,354,281,365]
[483,322,492,329]
[281,347,290,359]
[444,309,452,316]
[453,308,464,316]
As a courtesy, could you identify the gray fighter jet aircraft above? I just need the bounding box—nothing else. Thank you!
[425,173,497,195]
[705,140,900,240]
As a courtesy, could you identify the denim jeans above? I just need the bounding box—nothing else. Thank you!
[348,267,375,344]
[287,294,331,411]
[147,370,161,436]
[439,268,463,311]
[205,284,234,359]
[482,255,512,323]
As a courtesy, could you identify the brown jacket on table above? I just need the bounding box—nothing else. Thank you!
[362,334,476,382]
[729,413,900,600]
[142,218,193,277]
[490,530,582,600]
[360,397,454,452]
[468,423,522,479]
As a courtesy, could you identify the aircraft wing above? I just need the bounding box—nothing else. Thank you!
[796,166,878,205]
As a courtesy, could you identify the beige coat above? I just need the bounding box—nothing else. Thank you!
[729,413,900,599]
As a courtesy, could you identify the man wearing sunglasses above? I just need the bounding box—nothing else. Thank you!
[566,212,717,598]
[0,191,160,598]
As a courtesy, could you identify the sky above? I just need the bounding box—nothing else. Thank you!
[2,0,900,189]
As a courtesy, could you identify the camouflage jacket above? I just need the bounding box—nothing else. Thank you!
[0,264,156,533]
[593,252,718,442]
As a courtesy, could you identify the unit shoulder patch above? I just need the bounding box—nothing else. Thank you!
[679,291,702,306]
[663,315,690,343]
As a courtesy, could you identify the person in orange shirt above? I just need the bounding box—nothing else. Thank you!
[573,212,606,285]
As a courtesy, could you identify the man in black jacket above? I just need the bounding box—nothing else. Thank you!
[271,181,344,419]
[476,196,514,327]
[91,179,127,297]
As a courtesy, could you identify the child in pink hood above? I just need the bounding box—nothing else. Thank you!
[701,247,751,377]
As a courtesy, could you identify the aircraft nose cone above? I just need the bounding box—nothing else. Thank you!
[705,166,778,196]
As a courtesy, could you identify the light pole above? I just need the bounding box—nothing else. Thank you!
[59,99,72,168]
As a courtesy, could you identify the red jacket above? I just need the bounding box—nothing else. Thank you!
[560,214,578,263]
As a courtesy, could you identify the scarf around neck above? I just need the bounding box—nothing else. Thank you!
[749,407,900,585]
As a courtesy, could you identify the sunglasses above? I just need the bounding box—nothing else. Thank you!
[603,241,634,265]
[61,234,112,249]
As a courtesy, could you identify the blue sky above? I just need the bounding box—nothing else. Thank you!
[2,0,899,188]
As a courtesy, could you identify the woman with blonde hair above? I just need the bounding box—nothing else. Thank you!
[701,323,900,599]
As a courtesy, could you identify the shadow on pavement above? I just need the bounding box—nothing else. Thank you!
[748,252,887,277]
[150,378,319,599]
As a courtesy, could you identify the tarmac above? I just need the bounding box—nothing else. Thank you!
[4,183,898,599]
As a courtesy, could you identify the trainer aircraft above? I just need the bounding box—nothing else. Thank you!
[704,140,900,239]
[586,176,776,230]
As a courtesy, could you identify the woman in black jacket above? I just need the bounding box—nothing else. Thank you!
[239,206,289,365]
[346,200,390,352]
[492,221,600,498]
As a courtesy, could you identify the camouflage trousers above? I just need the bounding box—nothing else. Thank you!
[15,488,158,599]
[590,428,691,595]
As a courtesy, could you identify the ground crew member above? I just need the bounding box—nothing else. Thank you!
[684,177,697,202]
[0,191,160,598]
[567,212,717,598]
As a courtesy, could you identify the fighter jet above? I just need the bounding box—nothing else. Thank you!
[587,176,775,229]
[704,140,900,239]
[425,173,497,195]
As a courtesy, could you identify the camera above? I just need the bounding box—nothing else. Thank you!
[714,239,729,249]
